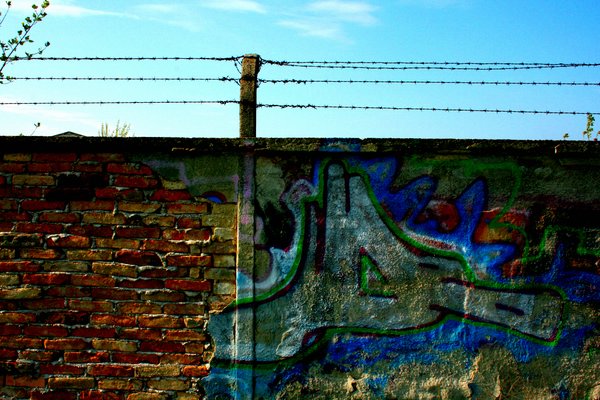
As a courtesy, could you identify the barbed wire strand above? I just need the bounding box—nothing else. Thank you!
[259,78,600,87]
[4,77,600,87]
[1,100,597,115]
[261,59,600,71]
[6,76,239,82]
[8,56,243,62]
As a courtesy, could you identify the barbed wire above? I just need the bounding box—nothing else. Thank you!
[8,56,243,62]
[261,59,600,71]
[1,99,597,116]
[258,104,599,115]
[5,77,598,86]
[6,76,239,82]
[0,100,240,106]
[259,78,600,87]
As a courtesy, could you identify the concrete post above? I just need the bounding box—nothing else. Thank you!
[239,54,260,138]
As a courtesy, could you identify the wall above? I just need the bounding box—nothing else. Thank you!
[1,138,599,399]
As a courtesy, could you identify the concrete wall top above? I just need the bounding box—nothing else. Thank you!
[1,136,599,158]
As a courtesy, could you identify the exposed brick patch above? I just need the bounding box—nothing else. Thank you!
[0,150,232,399]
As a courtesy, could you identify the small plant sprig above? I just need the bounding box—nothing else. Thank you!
[0,1,51,83]
[98,121,133,138]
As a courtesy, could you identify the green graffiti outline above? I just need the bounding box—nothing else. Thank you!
[225,158,567,362]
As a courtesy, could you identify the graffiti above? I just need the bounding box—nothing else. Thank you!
[203,157,600,399]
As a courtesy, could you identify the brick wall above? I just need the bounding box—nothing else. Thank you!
[0,149,236,400]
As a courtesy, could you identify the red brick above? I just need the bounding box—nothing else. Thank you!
[5,375,46,387]
[164,330,206,341]
[0,349,18,359]
[68,300,113,312]
[66,250,113,261]
[71,274,116,287]
[117,202,161,213]
[167,203,209,214]
[0,186,43,198]
[23,273,70,285]
[0,312,36,324]
[22,298,66,310]
[0,337,43,349]
[92,262,137,278]
[118,278,163,289]
[115,226,160,239]
[0,261,40,272]
[160,353,202,365]
[70,200,114,211]
[150,189,192,202]
[95,238,140,250]
[92,288,138,301]
[139,341,185,353]
[0,211,31,222]
[141,291,185,302]
[20,248,63,259]
[163,303,205,315]
[48,377,94,389]
[176,217,202,229]
[142,239,189,253]
[72,327,116,338]
[138,315,183,328]
[45,287,89,298]
[64,351,110,363]
[0,162,26,173]
[67,225,113,238]
[115,250,162,266]
[96,188,144,201]
[118,303,161,315]
[138,268,185,279]
[44,338,88,350]
[12,174,55,186]
[40,364,85,375]
[166,255,211,267]
[165,279,211,292]
[114,175,159,189]
[88,365,134,377]
[98,379,142,391]
[81,391,124,400]
[92,339,137,352]
[0,176,5,185]
[0,199,17,210]
[20,350,58,362]
[28,162,72,173]
[0,325,21,335]
[119,328,162,341]
[38,311,89,325]
[39,212,81,223]
[47,235,91,248]
[142,215,175,227]
[24,326,69,337]
[16,223,63,234]
[21,200,66,211]
[31,391,78,400]
[73,162,103,173]
[82,212,126,225]
[32,153,77,162]
[91,314,136,327]
[80,153,125,162]
[163,228,211,241]
[112,352,160,364]
[107,163,153,175]
[44,260,89,273]
[182,365,209,377]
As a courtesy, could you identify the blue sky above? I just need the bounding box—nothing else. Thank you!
[0,0,599,139]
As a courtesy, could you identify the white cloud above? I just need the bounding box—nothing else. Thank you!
[307,0,377,26]
[277,0,377,42]
[202,0,267,14]
[278,19,345,41]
